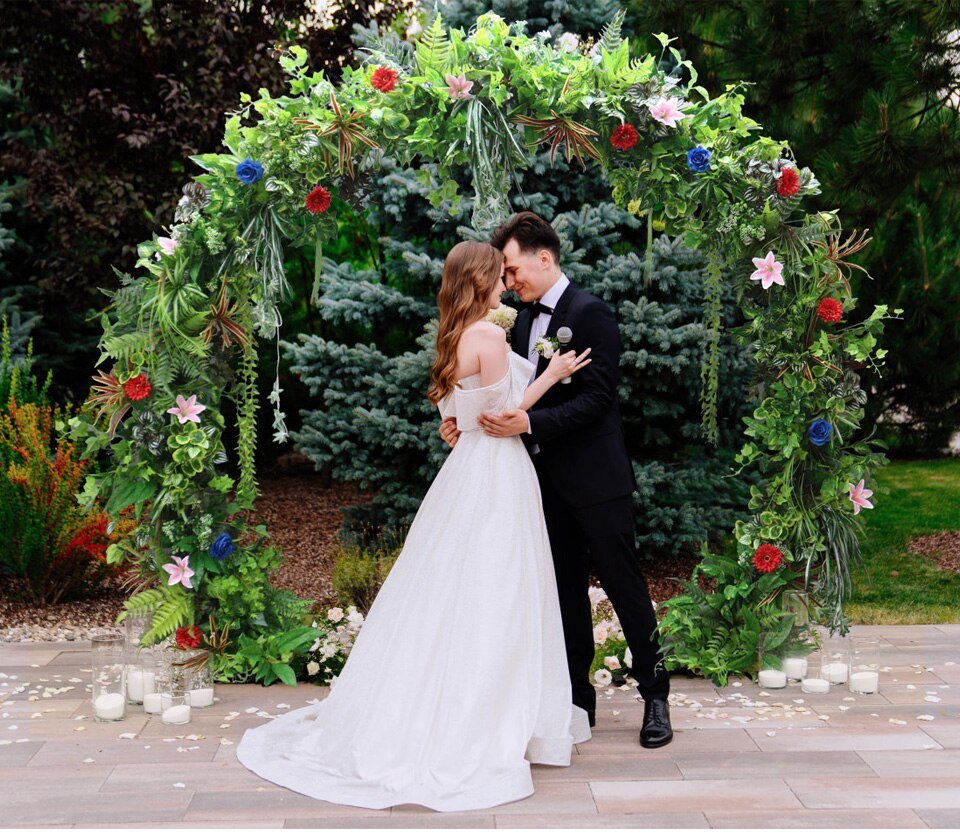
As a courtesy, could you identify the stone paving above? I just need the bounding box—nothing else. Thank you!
[1,624,958,829]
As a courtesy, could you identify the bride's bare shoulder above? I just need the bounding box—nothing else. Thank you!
[460,320,507,349]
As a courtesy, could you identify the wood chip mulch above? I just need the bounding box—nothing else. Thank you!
[907,530,960,574]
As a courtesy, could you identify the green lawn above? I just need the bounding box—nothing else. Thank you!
[846,458,960,624]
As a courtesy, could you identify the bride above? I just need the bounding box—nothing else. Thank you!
[237,240,593,811]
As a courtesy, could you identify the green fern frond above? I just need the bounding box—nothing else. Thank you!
[598,9,626,54]
[118,587,167,623]
[415,14,451,75]
[141,585,194,647]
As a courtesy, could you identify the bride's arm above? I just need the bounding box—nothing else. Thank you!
[518,348,592,411]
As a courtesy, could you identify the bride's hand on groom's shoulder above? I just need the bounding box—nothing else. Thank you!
[440,417,460,448]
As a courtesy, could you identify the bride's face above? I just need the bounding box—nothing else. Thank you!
[486,268,506,309]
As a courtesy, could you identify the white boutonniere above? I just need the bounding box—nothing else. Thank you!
[485,303,518,340]
[533,335,559,358]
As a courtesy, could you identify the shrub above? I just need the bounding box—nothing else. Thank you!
[0,397,128,604]
[330,542,400,614]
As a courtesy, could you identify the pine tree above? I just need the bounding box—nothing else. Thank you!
[286,3,756,554]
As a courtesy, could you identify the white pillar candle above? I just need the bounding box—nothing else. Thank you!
[849,671,879,694]
[188,687,215,708]
[143,692,163,714]
[758,669,787,689]
[93,692,126,721]
[126,670,156,703]
[822,662,849,684]
[161,704,191,725]
[783,657,808,680]
[801,677,830,694]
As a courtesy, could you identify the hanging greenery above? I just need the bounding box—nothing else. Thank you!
[71,11,897,683]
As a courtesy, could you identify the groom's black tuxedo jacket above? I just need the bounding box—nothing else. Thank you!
[511,282,637,509]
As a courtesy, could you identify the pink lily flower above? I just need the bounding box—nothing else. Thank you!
[648,96,690,128]
[750,251,785,290]
[167,394,206,424]
[162,555,195,589]
[445,73,473,100]
[157,236,179,255]
[847,479,874,515]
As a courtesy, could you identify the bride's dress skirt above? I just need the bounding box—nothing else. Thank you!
[237,355,590,811]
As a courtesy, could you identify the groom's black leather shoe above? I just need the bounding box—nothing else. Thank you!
[587,709,596,728]
[640,698,673,748]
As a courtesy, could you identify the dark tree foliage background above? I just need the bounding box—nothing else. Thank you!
[0,0,405,401]
[628,0,960,453]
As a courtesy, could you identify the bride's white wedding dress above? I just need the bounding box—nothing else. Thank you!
[237,350,590,811]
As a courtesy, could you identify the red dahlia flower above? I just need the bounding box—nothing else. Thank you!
[370,66,398,93]
[817,297,843,323]
[752,544,783,574]
[305,185,332,214]
[175,625,202,650]
[776,167,800,197]
[610,124,639,151]
[123,373,152,401]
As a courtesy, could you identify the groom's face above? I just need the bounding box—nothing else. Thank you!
[501,238,555,303]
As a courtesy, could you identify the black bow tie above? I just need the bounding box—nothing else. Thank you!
[529,301,554,316]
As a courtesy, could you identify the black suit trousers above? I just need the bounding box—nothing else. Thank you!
[536,466,671,710]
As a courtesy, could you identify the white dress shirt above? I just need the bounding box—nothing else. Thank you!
[526,274,570,376]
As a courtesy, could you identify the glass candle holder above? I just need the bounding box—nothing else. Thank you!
[850,637,880,694]
[188,662,215,708]
[90,630,126,722]
[821,635,851,685]
[800,653,830,695]
[126,646,159,706]
[757,632,787,689]
[160,690,191,726]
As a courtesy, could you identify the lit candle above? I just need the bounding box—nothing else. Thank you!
[758,669,787,689]
[801,677,830,694]
[127,669,156,703]
[94,692,126,721]
[161,704,191,725]
[822,662,849,684]
[783,657,808,680]
[143,692,163,714]
[188,687,214,708]
[850,671,879,694]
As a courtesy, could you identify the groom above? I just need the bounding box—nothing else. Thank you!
[442,211,672,748]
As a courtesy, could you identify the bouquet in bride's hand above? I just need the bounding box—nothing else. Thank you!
[485,303,517,340]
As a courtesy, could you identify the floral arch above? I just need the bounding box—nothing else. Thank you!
[77,13,895,685]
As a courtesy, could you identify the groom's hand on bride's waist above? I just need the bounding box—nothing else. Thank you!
[440,417,460,448]
[478,409,528,438]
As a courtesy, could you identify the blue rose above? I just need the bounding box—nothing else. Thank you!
[807,419,832,447]
[209,532,236,560]
[686,146,711,173]
[235,158,264,185]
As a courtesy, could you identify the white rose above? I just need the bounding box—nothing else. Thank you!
[593,668,612,687]
[319,642,337,660]
[604,655,621,670]
[593,625,608,645]
[588,586,607,613]
[306,661,320,676]
[327,607,344,622]
[406,18,422,38]
[624,647,633,669]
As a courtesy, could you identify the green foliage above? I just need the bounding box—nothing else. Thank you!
[0,315,51,407]
[627,0,960,453]
[0,399,121,604]
[658,545,802,685]
[331,542,401,614]
[220,625,322,686]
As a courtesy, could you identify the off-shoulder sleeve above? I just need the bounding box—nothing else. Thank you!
[448,374,511,431]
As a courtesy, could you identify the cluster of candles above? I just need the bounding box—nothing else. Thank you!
[90,631,215,726]
[756,640,880,695]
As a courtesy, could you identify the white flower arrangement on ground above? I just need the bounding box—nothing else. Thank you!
[485,303,518,340]
[305,605,365,684]
[588,585,658,687]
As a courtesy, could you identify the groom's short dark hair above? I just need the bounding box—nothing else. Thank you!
[490,211,561,263]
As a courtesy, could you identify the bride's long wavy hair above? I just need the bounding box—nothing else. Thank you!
[428,241,503,405]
